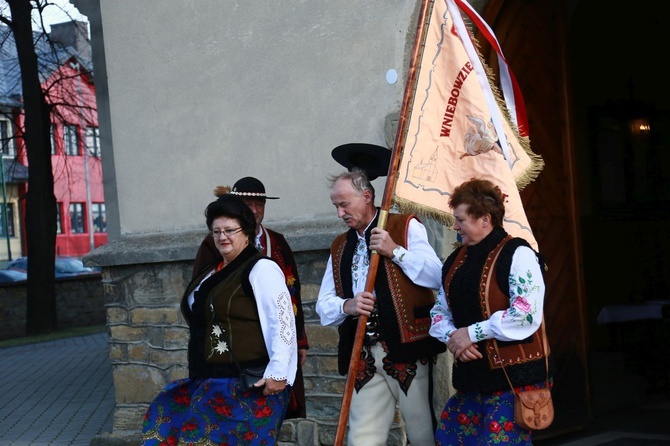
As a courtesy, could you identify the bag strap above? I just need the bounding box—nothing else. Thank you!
[485,238,549,391]
[492,321,550,391]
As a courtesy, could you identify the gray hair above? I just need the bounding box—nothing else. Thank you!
[327,168,376,201]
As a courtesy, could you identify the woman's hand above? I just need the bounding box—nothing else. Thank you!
[446,327,483,361]
[258,377,287,396]
[456,345,482,362]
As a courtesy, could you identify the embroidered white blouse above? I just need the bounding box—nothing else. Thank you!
[316,215,443,327]
[189,258,298,385]
[429,245,545,344]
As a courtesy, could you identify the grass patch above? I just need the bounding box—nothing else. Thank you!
[0,325,106,348]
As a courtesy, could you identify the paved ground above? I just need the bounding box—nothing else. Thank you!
[0,332,114,446]
[536,398,670,446]
[1,331,669,445]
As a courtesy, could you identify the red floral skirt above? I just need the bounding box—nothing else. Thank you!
[140,378,288,445]
[434,383,547,445]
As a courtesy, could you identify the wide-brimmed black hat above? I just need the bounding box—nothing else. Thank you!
[331,143,391,181]
[230,176,279,199]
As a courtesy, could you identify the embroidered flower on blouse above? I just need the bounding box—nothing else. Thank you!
[513,296,532,313]
[212,325,223,338]
[507,270,539,324]
[474,322,485,341]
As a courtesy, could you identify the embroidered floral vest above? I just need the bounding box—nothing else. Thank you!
[183,246,269,379]
[204,257,268,364]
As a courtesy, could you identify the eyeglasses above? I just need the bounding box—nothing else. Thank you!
[211,227,243,238]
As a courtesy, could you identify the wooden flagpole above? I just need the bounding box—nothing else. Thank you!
[333,1,435,444]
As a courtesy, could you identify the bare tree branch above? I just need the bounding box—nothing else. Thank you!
[2,0,97,335]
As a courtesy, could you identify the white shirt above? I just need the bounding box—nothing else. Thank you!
[189,258,298,385]
[254,225,267,253]
[429,245,545,344]
[316,216,443,327]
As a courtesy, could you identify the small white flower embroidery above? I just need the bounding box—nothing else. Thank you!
[214,340,229,354]
[207,323,228,359]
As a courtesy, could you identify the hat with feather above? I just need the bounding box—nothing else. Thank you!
[213,177,279,199]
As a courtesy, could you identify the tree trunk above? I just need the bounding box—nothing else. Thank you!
[7,0,58,335]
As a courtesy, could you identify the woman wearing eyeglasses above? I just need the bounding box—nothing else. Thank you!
[140,194,297,446]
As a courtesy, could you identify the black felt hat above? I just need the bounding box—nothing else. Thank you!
[331,143,391,181]
[230,176,279,199]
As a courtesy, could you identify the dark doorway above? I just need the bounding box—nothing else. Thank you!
[569,0,670,416]
[476,0,670,439]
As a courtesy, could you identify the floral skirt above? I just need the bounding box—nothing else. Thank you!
[434,384,545,445]
[140,377,289,446]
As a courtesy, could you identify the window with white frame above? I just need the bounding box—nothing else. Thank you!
[69,202,85,234]
[0,203,15,237]
[1,119,14,156]
[86,126,101,157]
[63,124,79,156]
[92,203,106,232]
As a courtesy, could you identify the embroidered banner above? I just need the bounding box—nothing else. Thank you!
[391,0,543,249]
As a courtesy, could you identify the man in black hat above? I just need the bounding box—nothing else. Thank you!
[192,176,308,419]
[316,167,445,445]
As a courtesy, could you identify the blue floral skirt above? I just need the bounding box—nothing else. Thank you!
[434,383,547,445]
[140,377,289,446]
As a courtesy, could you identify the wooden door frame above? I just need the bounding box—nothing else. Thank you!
[476,0,592,436]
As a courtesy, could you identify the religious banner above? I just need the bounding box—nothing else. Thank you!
[391,0,543,249]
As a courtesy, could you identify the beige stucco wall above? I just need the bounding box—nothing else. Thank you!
[81,0,427,237]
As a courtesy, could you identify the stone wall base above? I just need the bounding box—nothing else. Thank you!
[0,274,105,340]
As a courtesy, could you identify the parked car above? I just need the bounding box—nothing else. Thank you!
[7,256,99,278]
[0,269,28,283]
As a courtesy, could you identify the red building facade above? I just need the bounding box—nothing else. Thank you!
[16,59,107,257]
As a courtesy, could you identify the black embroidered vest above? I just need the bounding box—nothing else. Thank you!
[442,227,552,393]
[182,245,269,379]
[332,213,445,373]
